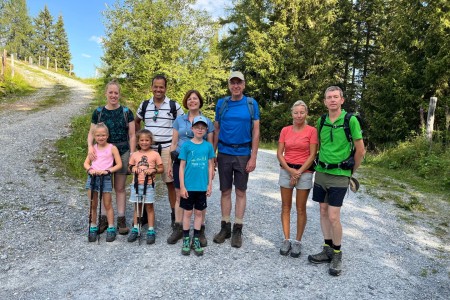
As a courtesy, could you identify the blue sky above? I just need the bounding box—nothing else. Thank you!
[27,1,228,78]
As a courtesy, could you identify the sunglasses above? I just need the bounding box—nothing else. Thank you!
[153,109,159,122]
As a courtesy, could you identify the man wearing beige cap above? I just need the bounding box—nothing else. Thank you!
[213,71,260,248]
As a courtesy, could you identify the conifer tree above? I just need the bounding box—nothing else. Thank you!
[53,15,71,71]
[32,5,54,64]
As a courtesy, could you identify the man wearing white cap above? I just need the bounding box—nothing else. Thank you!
[213,71,260,248]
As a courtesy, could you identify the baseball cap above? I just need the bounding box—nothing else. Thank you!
[192,115,208,127]
[349,177,360,193]
[228,71,245,81]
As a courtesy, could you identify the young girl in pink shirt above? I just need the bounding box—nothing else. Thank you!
[84,123,122,242]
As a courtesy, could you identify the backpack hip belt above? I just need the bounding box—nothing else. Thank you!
[218,140,251,149]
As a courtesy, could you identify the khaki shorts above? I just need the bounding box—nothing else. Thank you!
[312,172,349,207]
[278,168,313,189]
[157,147,173,183]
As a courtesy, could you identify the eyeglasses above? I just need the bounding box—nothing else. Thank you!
[193,126,207,131]
[153,109,159,122]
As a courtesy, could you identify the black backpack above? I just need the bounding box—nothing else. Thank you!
[141,99,177,123]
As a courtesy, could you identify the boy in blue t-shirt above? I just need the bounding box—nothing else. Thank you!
[179,116,215,256]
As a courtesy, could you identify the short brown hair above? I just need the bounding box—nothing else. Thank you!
[182,90,204,109]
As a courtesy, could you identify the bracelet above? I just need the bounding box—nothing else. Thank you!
[87,168,92,174]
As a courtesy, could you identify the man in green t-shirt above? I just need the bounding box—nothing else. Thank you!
[308,86,365,276]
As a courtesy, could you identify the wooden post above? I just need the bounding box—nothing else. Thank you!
[39,56,41,66]
[1,50,4,77]
[55,59,57,72]
[46,57,49,69]
[11,53,14,78]
[69,64,72,76]
[426,97,438,143]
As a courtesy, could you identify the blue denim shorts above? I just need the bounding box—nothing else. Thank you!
[85,175,113,193]
[129,184,155,204]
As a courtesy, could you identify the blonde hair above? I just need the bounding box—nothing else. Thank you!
[291,100,308,113]
[94,122,109,135]
[105,79,121,93]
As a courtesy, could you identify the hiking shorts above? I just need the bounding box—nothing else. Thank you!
[217,153,250,191]
[278,169,313,190]
[180,191,207,211]
[116,150,130,175]
[312,172,349,207]
[129,184,155,204]
[85,175,113,193]
[172,161,181,189]
[158,148,173,183]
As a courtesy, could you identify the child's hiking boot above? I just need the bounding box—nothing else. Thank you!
[290,240,302,258]
[279,239,291,256]
[231,223,243,248]
[147,229,156,245]
[199,225,207,247]
[88,227,98,242]
[213,221,231,244]
[167,222,183,244]
[181,237,191,256]
[308,245,333,264]
[127,227,139,243]
[329,251,343,276]
[99,215,108,234]
[117,216,129,235]
[106,227,117,242]
[192,237,204,256]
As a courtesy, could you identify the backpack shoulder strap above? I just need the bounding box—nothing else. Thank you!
[246,97,255,122]
[169,100,177,120]
[318,114,327,136]
[343,112,353,143]
[122,106,129,129]
[96,106,104,124]
[218,96,231,123]
[141,100,150,122]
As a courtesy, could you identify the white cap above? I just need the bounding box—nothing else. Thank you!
[228,71,245,81]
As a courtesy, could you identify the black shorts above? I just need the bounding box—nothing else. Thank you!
[180,191,207,211]
[312,172,349,207]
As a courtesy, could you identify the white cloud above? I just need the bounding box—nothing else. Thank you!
[192,0,228,19]
[89,35,103,45]
[82,53,92,58]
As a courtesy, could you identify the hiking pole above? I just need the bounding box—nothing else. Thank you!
[88,174,96,241]
[97,175,104,244]
[141,174,149,244]
[134,172,142,245]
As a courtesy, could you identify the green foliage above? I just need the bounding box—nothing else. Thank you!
[367,135,450,191]
[0,65,34,99]
[0,0,33,60]
[102,0,227,108]
[32,5,55,62]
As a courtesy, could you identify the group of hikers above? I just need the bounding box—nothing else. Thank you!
[83,71,365,276]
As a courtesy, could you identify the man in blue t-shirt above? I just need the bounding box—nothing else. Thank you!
[213,71,260,248]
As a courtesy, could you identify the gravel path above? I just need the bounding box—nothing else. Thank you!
[0,65,448,300]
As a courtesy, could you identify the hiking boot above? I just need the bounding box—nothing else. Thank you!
[213,221,231,244]
[199,225,207,247]
[117,216,129,235]
[192,237,204,256]
[88,227,98,242]
[127,227,139,243]
[231,223,243,248]
[279,239,291,256]
[308,245,333,264]
[99,215,108,234]
[106,227,116,242]
[181,237,191,256]
[329,251,343,276]
[290,240,302,258]
[147,229,156,245]
[167,223,183,244]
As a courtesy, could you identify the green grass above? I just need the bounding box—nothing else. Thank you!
[0,67,35,101]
